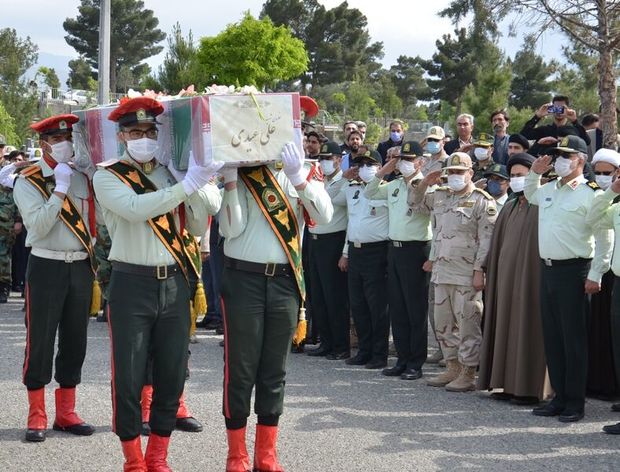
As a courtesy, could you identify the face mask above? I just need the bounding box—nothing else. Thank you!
[510,176,526,193]
[49,141,74,163]
[358,165,378,183]
[554,156,575,178]
[474,147,489,161]
[486,180,504,197]
[126,138,158,163]
[596,175,613,190]
[447,174,467,191]
[319,159,335,176]
[425,141,441,155]
[390,131,403,142]
[397,160,416,177]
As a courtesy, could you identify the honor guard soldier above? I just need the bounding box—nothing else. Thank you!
[365,141,432,380]
[306,141,350,360]
[333,150,390,369]
[218,142,332,472]
[526,136,612,422]
[411,152,497,392]
[92,97,222,471]
[13,114,98,442]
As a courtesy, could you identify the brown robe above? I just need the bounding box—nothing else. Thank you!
[477,196,549,399]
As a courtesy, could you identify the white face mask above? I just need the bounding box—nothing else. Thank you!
[398,160,416,177]
[474,147,489,161]
[554,156,575,178]
[49,140,74,163]
[319,159,335,176]
[509,176,526,193]
[447,174,467,191]
[126,138,158,163]
[596,175,613,190]
[358,165,378,183]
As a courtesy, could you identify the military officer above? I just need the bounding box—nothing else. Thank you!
[526,135,611,422]
[306,141,350,359]
[365,141,432,380]
[13,114,98,442]
[92,97,222,470]
[332,149,390,369]
[218,141,332,472]
[472,133,495,182]
[483,163,510,212]
[411,152,497,392]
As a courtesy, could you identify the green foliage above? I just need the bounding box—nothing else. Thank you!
[509,38,557,110]
[364,122,383,146]
[194,12,308,90]
[36,66,60,89]
[152,23,198,93]
[0,28,38,143]
[0,101,19,145]
[67,56,96,90]
[389,55,432,107]
[506,106,535,136]
[63,0,166,93]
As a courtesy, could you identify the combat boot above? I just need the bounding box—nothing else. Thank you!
[426,359,461,387]
[253,424,284,472]
[226,427,251,472]
[25,388,47,442]
[445,365,477,392]
[121,437,147,472]
[0,282,9,303]
[144,433,172,472]
[52,387,95,435]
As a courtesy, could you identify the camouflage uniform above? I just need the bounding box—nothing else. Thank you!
[0,181,18,300]
[94,223,112,300]
[412,183,497,366]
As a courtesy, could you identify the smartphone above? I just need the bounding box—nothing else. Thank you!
[547,105,565,114]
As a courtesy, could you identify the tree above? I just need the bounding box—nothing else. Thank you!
[35,66,61,90]
[441,0,620,148]
[389,55,432,108]
[509,37,557,109]
[151,23,198,93]
[63,0,166,93]
[193,12,308,90]
[0,101,19,146]
[67,56,96,90]
[0,28,39,143]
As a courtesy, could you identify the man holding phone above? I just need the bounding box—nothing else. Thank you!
[520,95,590,145]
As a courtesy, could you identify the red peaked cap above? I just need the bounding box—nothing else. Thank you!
[108,97,164,126]
[300,96,319,118]
[31,114,79,135]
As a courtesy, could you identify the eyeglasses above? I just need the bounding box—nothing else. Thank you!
[124,128,158,139]
[594,171,614,176]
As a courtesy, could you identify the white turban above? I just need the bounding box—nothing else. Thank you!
[592,148,620,168]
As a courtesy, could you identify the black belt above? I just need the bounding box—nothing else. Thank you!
[390,240,430,248]
[348,240,388,249]
[310,231,346,240]
[112,261,182,280]
[224,256,292,277]
[541,258,592,267]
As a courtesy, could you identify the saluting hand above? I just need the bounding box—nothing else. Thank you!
[343,167,359,181]
[376,158,398,178]
[610,178,620,194]
[531,155,554,175]
[421,170,442,187]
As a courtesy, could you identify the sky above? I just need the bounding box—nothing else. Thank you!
[4,0,563,87]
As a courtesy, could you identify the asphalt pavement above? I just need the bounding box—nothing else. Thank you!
[1,292,619,471]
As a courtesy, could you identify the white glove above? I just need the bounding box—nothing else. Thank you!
[53,163,73,194]
[281,142,306,186]
[0,163,17,189]
[181,154,224,195]
[219,167,238,184]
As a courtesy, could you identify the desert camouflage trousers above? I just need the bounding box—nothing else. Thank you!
[433,283,483,366]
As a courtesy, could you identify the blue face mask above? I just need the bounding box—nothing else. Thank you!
[390,131,403,142]
[486,180,504,196]
[425,141,441,155]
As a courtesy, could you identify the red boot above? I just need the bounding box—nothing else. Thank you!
[144,433,172,472]
[226,427,251,472]
[121,437,148,472]
[25,388,47,442]
[141,385,153,436]
[176,392,203,432]
[53,387,95,435]
[253,425,284,472]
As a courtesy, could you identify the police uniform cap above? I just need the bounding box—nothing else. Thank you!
[548,135,587,155]
[592,148,620,168]
[508,133,530,150]
[353,149,381,165]
[318,141,342,157]
[445,152,473,170]
[474,132,493,147]
[483,163,509,180]
[108,97,164,127]
[300,96,319,118]
[506,152,536,175]
[426,126,445,140]
[31,114,79,136]
[399,141,424,158]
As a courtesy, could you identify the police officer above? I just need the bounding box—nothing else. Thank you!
[412,152,497,392]
[525,135,611,422]
[306,141,350,359]
[483,164,510,212]
[13,114,97,442]
[218,142,332,472]
[333,149,390,369]
[93,97,222,470]
[366,141,432,380]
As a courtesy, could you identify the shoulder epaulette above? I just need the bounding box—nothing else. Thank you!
[97,159,120,168]
[18,165,40,177]
[586,181,600,191]
[473,187,494,200]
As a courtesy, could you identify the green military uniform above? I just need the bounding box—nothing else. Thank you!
[0,183,17,302]
[472,133,495,182]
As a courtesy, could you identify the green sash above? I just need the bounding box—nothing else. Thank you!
[239,166,305,300]
[22,166,97,273]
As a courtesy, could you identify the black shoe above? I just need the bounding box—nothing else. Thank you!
[52,421,95,436]
[511,396,540,406]
[307,345,331,357]
[215,325,225,335]
[326,351,350,360]
[345,354,370,366]
[219,340,225,347]
[491,392,513,402]
[603,422,620,434]
[558,409,584,423]
[203,319,222,330]
[176,416,203,433]
[382,364,406,377]
[365,359,387,369]
[25,429,46,442]
[96,311,108,323]
[532,402,564,417]
[612,403,620,412]
[401,368,423,380]
[141,421,151,436]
